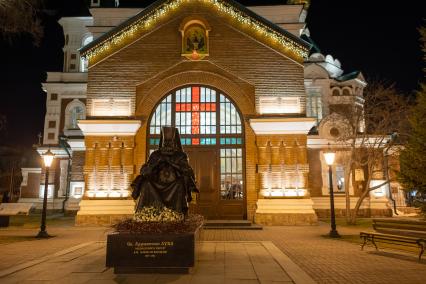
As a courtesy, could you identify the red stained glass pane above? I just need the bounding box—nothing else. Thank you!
[192,104,199,111]
[176,104,181,111]
[211,103,216,111]
[192,87,199,102]
[192,138,199,145]
[180,103,191,111]
[191,126,199,134]
[192,111,199,134]
[200,104,205,111]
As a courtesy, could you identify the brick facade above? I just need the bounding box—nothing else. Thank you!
[87,4,305,116]
[83,3,307,221]
[20,172,42,198]
[76,2,394,223]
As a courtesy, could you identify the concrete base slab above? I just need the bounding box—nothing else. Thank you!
[76,199,135,226]
[255,199,318,225]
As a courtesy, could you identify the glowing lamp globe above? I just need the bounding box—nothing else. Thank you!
[43,149,55,167]
[323,150,335,166]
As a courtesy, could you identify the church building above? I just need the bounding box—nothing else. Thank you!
[19,0,398,225]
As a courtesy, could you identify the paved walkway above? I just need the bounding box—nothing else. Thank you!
[0,241,315,284]
[204,226,426,284]
[0,221,425,283]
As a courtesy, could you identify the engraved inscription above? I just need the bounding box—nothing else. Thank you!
[126,241,175,258]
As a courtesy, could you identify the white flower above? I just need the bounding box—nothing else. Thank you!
[133,206,184,222]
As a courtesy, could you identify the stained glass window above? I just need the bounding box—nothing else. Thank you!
[148,85,244,199]
[149,94,172,134]
[149,86,241,145]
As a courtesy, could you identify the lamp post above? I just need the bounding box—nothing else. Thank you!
[323,147,340,238]
[36,149,54,238]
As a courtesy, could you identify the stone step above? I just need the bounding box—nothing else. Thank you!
[203,220,252,227]
[203,224,263,230]
[203,220,262,230]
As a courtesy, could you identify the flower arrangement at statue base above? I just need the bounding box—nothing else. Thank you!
[112,206,203,234]
[107,207,203,274]
[134,206,184,222]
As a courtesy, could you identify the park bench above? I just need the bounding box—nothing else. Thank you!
[360,218,426,261]
[0,203,34,227]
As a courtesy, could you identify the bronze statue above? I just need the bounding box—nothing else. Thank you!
[131,127,198,215]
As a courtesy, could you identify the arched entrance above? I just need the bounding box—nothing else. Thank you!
[147,85,245,219]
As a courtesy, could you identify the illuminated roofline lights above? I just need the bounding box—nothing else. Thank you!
[81,0,310,65]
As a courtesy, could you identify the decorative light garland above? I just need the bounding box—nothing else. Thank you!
[82,0,309,64]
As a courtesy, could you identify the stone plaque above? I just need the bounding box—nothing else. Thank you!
[106,230,200,273]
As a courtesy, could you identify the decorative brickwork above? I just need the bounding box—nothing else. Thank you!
[255,213,318,226]
[244,121,257,221]
[71,151,85,181]
[256,135,309,198]
[87,5,305,117]
[307,149,323,197]
[83,136,136,199]
[84,3,309,221]
[20,173,42,198]
[135,62,256,118]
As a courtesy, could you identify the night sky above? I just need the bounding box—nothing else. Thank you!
[0,0,424,148]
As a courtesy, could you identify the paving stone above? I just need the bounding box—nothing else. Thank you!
[2,222,425,283]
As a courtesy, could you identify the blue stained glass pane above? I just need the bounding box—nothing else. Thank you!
[220,138,225,144]
[237,138,242,144]
[211,138,216,144]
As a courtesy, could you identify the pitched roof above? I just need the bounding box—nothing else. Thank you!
[81,0,311,65]
[336,71,363,82]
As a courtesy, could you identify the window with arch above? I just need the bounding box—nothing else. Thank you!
[148,85,244,200]
[342,88,351,96]
[80,35,93,72]
[70,106,84,129]
[65,100,86,130]
[332,88,341,96]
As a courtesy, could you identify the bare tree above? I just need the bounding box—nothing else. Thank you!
[0,0,43,45]
[326,81,409,224]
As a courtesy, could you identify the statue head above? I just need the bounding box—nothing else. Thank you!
[159,127,183,153]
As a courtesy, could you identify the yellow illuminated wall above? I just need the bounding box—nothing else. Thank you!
[257,135,309,197]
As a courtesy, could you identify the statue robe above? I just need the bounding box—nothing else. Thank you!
[131,149,197,214]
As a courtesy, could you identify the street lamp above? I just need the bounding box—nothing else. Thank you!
[323,146,340,238]
[36,149,54,238]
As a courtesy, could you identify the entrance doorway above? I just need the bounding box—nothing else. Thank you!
[147,85,245,219]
